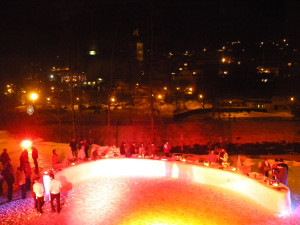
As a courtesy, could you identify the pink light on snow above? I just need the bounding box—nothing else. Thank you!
[43,174,51,195]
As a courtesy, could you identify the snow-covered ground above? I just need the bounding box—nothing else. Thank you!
[1,131,300,225]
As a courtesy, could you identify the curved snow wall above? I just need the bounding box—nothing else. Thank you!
[56,158,291,214]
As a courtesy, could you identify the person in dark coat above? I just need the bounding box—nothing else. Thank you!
[31,147,39,170]
[120,142,126,155]
[2,160,15,201]
[23,161,32,191]
[0,148,10,167]
[69,138,77,158]
[130,142,136,155]
[19,149,29,169]
[16,167,26,199]
[84,139,90,158]
[274,159,289,186]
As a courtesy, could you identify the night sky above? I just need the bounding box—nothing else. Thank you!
[1,0,300,81]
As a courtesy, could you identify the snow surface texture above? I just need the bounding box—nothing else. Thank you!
[1,131,300,224]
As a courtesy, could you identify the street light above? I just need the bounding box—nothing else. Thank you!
[29,92,38,103]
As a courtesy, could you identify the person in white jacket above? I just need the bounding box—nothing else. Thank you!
[32,177,45,214]
[49,173,62,213]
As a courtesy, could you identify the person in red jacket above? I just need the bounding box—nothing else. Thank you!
[163,141,171,157]
[207,150,217,165]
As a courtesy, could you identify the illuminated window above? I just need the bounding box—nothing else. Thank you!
[179,67,183,71]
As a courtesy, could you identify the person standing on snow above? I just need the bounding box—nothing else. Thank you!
[69,138,77,158]
[149,142,157,159]
[23,161,32,191]
[52,149,59,168]
[0,148,10,167]
[19,149,29,169]
[2,160,15,202]
[218,148,228,164]
[49,173,62,213]
[31,146,39,171]
[207,150,217,164]
[163,141,171,158]
[16,167,26,199]
[139,143,146,158]
[274,159,289,186]
[130,142,136,155]
[120,142,126,155]
[32,177,45,214]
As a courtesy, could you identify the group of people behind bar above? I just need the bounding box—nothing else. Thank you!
[207,148,229,165]
[259,158,288,186]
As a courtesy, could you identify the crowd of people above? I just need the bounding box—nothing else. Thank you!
[119,141,171,159]
[0,138,290,218]
[206,148,289,186]
[0,147,62,216]
[207,148,229,165]
[259,158,289,186]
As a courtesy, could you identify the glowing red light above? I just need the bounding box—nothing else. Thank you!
[20,140,32,150]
